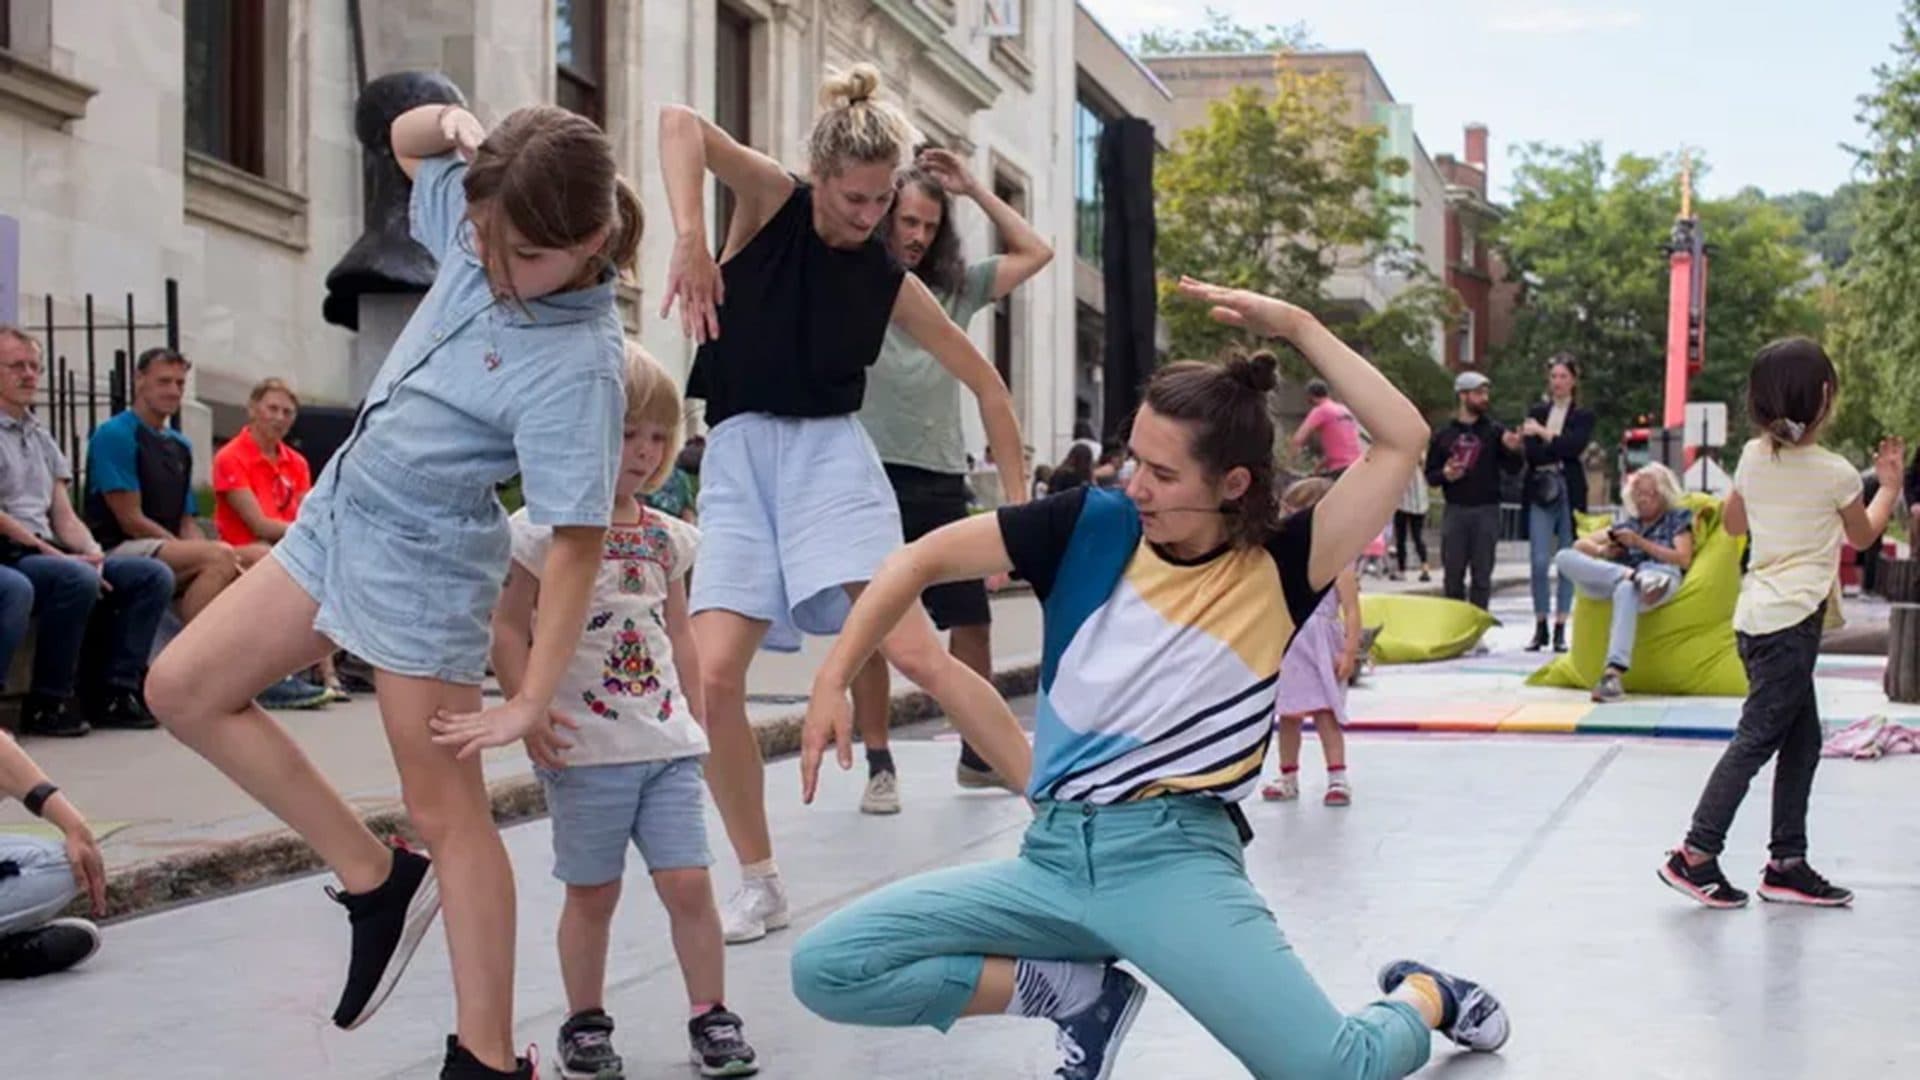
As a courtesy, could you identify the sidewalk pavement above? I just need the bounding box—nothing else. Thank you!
[0,549,1532,921]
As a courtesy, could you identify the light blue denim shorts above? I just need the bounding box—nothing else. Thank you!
[690,412,904,652]
[537,757,712,884]
[277,442,509,685]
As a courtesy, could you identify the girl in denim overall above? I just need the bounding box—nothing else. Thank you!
[148,103,639,1079]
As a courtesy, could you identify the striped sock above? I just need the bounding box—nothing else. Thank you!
[1006,959,1106,1020]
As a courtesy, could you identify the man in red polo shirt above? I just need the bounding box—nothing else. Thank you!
[211,378,342,700]
[212,377,311,561]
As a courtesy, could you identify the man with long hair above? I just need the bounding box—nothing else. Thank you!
[850,144,1054,813]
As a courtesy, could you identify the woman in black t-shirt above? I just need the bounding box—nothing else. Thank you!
[656,65,1030,947]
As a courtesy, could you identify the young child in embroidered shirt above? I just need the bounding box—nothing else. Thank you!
[493,346,759,1078]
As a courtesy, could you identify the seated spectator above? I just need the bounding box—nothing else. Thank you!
[1554,463,1695,704]
[0,326,174,738]
[212,378,311,562]
[211,378,344,699]
[85,348,328,710]
[0,726,107,978]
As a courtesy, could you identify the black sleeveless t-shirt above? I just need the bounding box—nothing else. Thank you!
[687,182,906,427]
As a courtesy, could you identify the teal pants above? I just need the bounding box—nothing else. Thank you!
[791,797,1433,1079]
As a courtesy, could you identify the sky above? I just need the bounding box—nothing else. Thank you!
[1082,0,1905,201]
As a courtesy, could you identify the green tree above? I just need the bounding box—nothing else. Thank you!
[1155,75,1455,413]
[1765,184,1863,269]
[1133,8,1315,55]
[1490,144,1820,452]
[1833,0,1920,444]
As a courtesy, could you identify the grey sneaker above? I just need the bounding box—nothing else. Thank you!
[860,769,901,815]
[1592,671,1626,703]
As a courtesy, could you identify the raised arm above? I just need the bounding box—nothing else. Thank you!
[1842,436,1908,549]
[390,103,486,179]
[916,148,1052,300]
[892,276,1027,506]
[657,104,796,343]
[1176,277,1429,591]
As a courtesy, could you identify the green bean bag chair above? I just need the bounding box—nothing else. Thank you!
[1528,492,1749,696]
[1360,595,1499,664]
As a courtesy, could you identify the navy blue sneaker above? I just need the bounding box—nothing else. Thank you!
[1378,959,1509,1052]
[1053,966,1148,1080]
[259,676,331,710]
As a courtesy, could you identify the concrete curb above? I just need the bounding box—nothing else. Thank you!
[90,662,1043,922]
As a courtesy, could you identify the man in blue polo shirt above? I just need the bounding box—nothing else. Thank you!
[86,347,327,709]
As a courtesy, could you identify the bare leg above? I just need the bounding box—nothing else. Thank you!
[693,610,774,866]
[558,881,621,1015]
[850,654,892,754]
[866,594,1030,791]
[375,672,517,1071]
[157,540,243,623]
[145,555,388,891]
[656,869,727,1006]
[1276,715,1304,770]
[960,956,1016,1017]
[1316,714,1347,770]
[948,623,995,768]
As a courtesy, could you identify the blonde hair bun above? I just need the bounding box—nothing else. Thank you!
[819,63,882,108]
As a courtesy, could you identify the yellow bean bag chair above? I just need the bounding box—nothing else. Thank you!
[1574,510,1612,538]
[1360,595,1499,664]
[1529,492,1749,696]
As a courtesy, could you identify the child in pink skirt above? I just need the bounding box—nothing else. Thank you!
[1263,477,1363,805]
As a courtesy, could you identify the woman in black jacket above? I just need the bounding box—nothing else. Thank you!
[1522,354,1596,652]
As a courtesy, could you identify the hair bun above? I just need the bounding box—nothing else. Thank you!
[820,63,882,108]
[1227,351,1280,395]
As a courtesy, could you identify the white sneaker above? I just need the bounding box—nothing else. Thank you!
[860,770,901,815]
[1260,774,1299,801]
[720,874,790,945]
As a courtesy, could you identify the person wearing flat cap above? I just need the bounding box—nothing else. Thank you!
[1425,371,1523,609]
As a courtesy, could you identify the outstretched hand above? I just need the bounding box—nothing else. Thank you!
[661,234,725,344]
[430,697,571,760]
[1174,276,1308,340]
[523,710,580,770]
[1873,436,1907,491]
[63,825,107,917]
[799,683,854,806]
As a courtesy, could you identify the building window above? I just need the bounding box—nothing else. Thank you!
[1,0,11,50]
[555,0,605,125]
[714,3,753,251]
[1456,309,1476,368]
[1075,99,1107,264]
[184,0,266,176]
[991,174,1025,390]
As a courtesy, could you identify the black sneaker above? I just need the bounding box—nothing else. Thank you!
[1378,959,1510,1052]
[21,694,89,738]
[1758,860,1854,907]
[328,845,441,1029]
[89,688,160,730]
[1053,966,1148,1080]
[1657,849,1749,909]
[0,917,103,978]
[689,1005,758,1076]
[440,1035,535,1079]
[557,1008,623,1079]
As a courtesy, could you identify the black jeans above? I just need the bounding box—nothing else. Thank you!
[1684,606,1825,861]
[1393,511,1428,571]
[1441,504,1500,610]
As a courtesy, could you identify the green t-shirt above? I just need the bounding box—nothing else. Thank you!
[857,257,1001,475]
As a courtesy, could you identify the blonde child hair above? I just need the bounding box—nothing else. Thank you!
[623,343,684,494]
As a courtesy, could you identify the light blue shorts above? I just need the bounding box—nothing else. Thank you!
[277,442,508,685]
[538,757,712,885]
[691,413,904,652]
